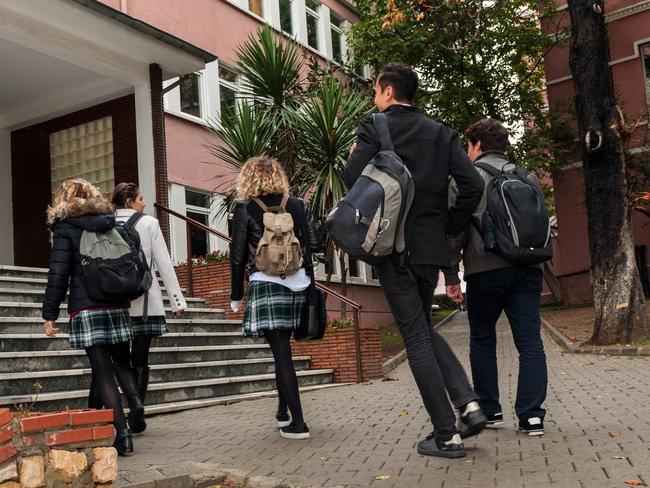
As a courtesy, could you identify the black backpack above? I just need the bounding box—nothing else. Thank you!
[475,161,553,266]
[325,113,414,263]
[117,212,154,317]
[80,212,152,311]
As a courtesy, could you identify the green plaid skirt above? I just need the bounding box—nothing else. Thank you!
[69,309,133,349]
[242,281,308,337]
[130,315,167,336]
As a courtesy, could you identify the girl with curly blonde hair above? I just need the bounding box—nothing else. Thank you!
[230,156,321,439]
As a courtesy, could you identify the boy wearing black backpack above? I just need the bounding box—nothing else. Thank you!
[444,118,549,436]
[344,64,487,459]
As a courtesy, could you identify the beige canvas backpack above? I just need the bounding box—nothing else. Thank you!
[251,195,303,278]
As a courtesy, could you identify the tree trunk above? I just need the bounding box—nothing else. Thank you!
[567,0,650,344]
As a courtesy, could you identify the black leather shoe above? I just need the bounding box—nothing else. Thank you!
[113,428,134,456]
[417,432,465,459]
[458,401,487,439]
[114,363,146,434]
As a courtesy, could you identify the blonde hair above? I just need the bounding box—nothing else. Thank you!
[47,178,113,224]
[236,156,289,199]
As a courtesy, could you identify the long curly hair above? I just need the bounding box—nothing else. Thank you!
[47,178,113,224]
[236,155,289,199]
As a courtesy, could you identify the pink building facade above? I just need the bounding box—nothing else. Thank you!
[542,0,650,303]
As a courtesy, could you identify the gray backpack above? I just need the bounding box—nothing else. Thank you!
[325,113,414,263]
[80,224,148,303]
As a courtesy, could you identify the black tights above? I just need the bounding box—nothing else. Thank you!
[131,334,153,367]
[85,344,129,432]
[264,330,303,426]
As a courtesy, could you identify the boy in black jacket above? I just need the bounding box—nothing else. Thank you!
[345,63,486,458]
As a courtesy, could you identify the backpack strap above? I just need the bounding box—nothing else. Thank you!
[372,113,394,152]
[474,161,501,177]
[252,195,289,213]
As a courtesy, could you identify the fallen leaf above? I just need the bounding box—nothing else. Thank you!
[609,431,621,438]
[612,456,626,460]
[382,377,399,382]
[399,410,410,416]
[351,396,357,400]
[368,423,378,427]
[374,475,391,480]
[624,480,646,486]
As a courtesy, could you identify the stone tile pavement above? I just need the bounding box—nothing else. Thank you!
[117,313,650,488]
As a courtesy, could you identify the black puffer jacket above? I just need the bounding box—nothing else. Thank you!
[230,194,322,301]
[42,214,130,321]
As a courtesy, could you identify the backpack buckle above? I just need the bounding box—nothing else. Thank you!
[355,209,361,224]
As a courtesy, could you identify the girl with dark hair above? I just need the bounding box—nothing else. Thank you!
[111,182,187,430]
[43,178,137,456]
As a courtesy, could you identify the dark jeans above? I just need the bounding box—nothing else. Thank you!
[466,266,547,421]
[375,255,477,440]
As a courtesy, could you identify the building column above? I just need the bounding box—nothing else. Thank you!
[0,130,14,265]
[149,63,170,245]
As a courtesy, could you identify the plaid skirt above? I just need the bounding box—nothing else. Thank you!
[242,281,308,337]
[69,309,132,349]
[130,315,167,336]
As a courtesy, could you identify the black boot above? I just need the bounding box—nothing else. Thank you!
[134,366,150,405]
[87,372,103,409]
[113,363,146,434]
[113,428,134,456]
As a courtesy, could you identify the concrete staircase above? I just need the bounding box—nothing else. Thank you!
[0,265,335,414]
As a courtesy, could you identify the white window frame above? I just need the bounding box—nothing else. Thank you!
[216,62,243,121]
[304,0,322,52]
[329,11,346,64]
[163,72,210,126]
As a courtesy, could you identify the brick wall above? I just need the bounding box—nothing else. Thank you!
[175,261,384,382]
[149,63,170,246]
[11,95,138,268]
[558,271,593,305]
[291,327,383,383]
[0,408,117,486]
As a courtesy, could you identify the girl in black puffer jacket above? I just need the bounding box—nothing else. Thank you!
[42,178,138,456]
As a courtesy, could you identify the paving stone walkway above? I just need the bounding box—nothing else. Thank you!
[117,313,650,488]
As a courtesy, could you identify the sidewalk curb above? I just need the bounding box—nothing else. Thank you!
[542,317,650,356]
[382,309,460,375]
[121,465,346,488]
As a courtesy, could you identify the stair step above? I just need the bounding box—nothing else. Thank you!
[0,357,312,396]
[0,332,261,352]
[0,317,242,335]
[0,276,187,294]
[0,344,273,373]
[0,288,206,307]
[144,383,348,416]
[0,302,224,320]
[0,369,334,411]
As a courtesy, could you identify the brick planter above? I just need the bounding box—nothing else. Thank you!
[291,327,383,383]
[0,408,117,487]
[175,260,384,382]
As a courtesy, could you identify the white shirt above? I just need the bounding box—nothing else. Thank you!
[248,268,311,292]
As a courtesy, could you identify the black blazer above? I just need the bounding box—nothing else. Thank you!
[344,104,484,266]
[229,194,322,301]
[42,214,130,321]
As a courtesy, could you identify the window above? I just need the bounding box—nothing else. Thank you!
[305,0,320,50]
[185,189,211,259]
[50,117,114,199]
[180,73,202,118]
[248,0,263,17]
[348,258,362,278]
[279,0,293,34]
[641,44,650,110]
[330,13,344,63]
[219,65,239,117]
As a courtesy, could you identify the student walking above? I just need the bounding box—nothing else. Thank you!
[42,178,137,455]
[112,182,187,433]
[230,156,321,440]
[345,63,487,458]
[444,118,548,436]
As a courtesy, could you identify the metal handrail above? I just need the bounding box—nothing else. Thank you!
[154,202,365,382]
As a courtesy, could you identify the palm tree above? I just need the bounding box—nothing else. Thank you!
[288,76,372,313]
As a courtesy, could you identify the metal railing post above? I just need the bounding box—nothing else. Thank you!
[186,222,194,297]
[352,307,363,383]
